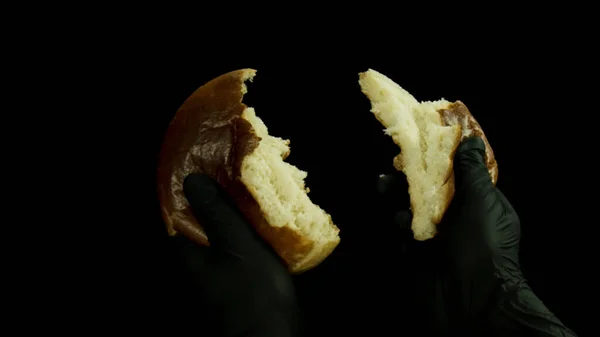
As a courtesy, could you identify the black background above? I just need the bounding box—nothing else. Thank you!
[120,46,590,335]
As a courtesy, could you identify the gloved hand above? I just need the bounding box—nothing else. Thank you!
[170,174,299,337]
[377,137,577,336]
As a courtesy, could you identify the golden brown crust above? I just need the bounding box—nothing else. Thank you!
[157,69,338,273]
[439,101,498,185]
[157,69,258,246]
[294,234,340,273]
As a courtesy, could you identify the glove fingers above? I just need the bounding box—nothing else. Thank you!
[495,189,516,215]
[393,210,413,231]
[375,171,413,237]
[495,189,521,238]
[453,137,495,201]
[376,171,408,196]
[183,173,265,256]
[170,234,208,270]
[376,171,410,213]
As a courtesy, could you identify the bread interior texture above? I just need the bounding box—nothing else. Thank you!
[240,107,339,268]
[359,69,461,240]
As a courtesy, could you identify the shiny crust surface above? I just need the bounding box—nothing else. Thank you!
[439,101,499,185]
[157,69,258,246]
[157,69,338,272]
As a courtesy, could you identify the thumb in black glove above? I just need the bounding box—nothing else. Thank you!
[376,137,577,336]
[171,174,299,337]
[444,137,577,336]
[439,137,521,283]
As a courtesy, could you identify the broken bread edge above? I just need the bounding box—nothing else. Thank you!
[157,68,340,273]
[358,69,498,241]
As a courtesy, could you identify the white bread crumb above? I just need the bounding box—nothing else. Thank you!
[240,108,340,270]
[359,69,461,240]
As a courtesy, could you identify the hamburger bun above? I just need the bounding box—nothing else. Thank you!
[359,69,498,241]
[157,69,340,273]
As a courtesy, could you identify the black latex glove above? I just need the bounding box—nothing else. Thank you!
[170,174,299,337]
[377,137,577,337]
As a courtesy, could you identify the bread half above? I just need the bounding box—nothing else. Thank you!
[158,69,340,273]
[359,69,498,240]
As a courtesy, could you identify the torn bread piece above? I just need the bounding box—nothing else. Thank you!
[239,107,340,273]
[359,69,497,240]
[158,69,340,273]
